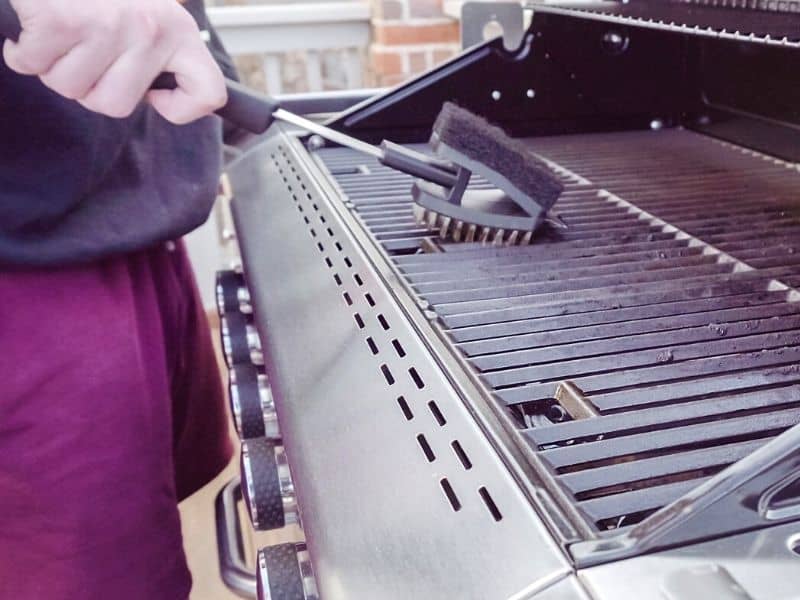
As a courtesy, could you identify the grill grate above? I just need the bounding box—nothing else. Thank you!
[317,129,800,532]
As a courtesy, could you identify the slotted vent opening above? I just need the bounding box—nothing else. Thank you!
[417,434,436,462]
[397,396,414,420]
[452,441,472,470]
[479,487,502,521]
[428,401,447,426]
[440,478,462,512]
[280,146,505,526]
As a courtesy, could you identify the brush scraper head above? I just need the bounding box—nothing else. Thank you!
[413,102,564,245]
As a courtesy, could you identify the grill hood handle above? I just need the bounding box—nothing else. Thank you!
[0,1,281,134]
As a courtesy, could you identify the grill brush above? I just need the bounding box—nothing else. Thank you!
[1,3,563,244]
[413,102,564,244]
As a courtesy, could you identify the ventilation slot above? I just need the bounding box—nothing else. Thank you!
[397,396,414,420]
[451,441,472,470]
[417,434,436,462]
[409,368,425,389]
[479,487,503,521]
[366,337,379,355]
[428,401,446,426]
[343,292,353,306]
[381,364,395,385]
[353,273,364,286]
[377,314,390,330]
[440,478,462,512]
[392,339,406,358]
[365,293,376,307]
[354,313,365,329]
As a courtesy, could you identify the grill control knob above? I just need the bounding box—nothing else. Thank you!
[229,364,279,440]
[221,312,264,367]
[257,543,318,600]
[241,438,297,531]
[215,269,251,316]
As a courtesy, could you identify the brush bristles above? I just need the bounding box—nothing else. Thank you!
[432,102,564,211]
[413,204,533,246]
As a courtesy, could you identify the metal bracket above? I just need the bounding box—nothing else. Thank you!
[461,2,525,51]
[571,422,800,567]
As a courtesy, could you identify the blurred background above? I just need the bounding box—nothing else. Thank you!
[206,0,462,95]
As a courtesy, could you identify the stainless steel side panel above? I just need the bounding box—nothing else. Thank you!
[580,522,800,600]
[229,130,569,599]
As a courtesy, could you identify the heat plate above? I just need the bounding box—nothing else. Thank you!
[315,128,800,533]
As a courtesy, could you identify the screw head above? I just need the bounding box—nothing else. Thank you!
[601,30,630,55]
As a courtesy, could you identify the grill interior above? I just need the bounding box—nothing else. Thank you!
[315,128,800,532]
[541,1,800,45]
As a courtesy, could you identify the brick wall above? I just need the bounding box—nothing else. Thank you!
[370,0,461,87]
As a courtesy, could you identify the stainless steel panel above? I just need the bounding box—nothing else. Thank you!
[522,576,592,600]
[580,522,800,600]
[229,129,570,600]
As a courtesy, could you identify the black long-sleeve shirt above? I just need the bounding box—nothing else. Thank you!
[0,0,231,266]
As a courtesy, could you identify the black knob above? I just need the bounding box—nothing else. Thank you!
[229,364,280,440]
[257,543,318,600]
[221,312,263,367]
[216,269,247,316]
[241,439,297,531]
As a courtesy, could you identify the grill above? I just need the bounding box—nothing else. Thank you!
[222,2,800,597]
[318,128,800,532]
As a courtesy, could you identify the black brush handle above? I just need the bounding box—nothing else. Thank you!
[0,0,278,133]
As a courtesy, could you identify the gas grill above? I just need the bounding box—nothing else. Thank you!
[213,2,800,598]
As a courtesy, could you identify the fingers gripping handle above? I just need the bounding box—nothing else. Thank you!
[0,0,280,134]
[152,75,281,134]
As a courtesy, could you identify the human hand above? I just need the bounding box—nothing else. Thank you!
[3,0,227,124]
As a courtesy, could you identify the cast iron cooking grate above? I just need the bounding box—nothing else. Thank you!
[317,128,800,532]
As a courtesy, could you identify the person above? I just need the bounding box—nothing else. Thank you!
[0,1,236,598]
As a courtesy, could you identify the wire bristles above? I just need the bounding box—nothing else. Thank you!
[413,205,533,246]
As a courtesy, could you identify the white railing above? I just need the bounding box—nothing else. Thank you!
[207,2,372,94]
